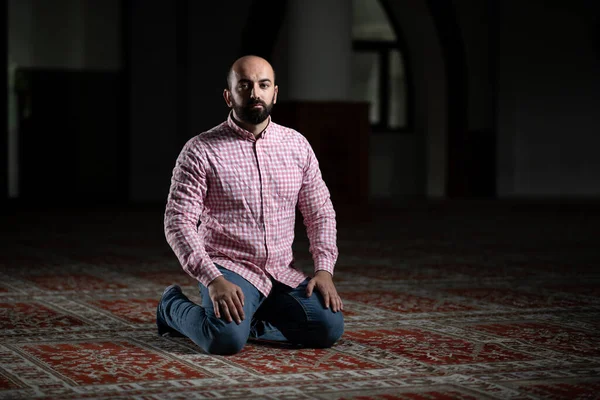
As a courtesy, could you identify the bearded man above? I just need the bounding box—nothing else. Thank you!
[157,55,344,355]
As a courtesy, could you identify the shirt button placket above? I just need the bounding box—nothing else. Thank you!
[254,139,269,271]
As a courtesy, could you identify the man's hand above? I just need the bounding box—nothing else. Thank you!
[208,276,245,324]
[306,270,344,312]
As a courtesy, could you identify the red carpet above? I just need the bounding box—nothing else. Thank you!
[1,202,599,399]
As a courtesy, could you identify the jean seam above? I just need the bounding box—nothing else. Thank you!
[287,290,311,322]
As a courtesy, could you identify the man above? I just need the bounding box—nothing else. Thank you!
[157,55,344,355]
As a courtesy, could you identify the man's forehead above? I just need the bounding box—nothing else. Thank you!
[233,67,273,81]
[235,75,273,83]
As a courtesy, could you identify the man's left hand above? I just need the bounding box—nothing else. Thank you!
[306,270,344,312]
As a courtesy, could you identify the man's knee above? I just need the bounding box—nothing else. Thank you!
[310,311,345,348]
[185,313,249,355]
[202,322,248,355]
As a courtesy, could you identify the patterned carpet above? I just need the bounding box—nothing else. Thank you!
[1,201,600,399]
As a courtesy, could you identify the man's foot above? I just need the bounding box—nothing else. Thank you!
[247,336,302,348]
[156,285,186,337]
[248,319,300,348]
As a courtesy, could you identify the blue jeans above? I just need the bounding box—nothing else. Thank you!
[157,266,344,355]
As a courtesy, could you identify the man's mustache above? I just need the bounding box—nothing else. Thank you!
[246,100,267,107]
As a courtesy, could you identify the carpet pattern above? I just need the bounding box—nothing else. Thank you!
[1,203,600,399]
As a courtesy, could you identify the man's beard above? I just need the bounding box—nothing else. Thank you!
[233,96,275,125]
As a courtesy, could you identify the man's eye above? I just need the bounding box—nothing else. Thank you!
[260,84,269,89]
[239,84,249,90]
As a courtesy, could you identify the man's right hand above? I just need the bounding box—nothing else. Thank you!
[207,276,245,324]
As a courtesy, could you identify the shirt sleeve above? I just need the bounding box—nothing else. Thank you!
[297,141,339,276]
[164,139,223,287]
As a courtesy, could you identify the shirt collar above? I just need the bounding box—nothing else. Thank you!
[227,111,271,141]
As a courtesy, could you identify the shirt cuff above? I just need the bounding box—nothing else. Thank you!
[189,253,223,288]
[314,258,335,276]
[199,264,223,287]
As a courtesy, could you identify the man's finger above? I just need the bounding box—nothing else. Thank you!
[323,292,330,309]
[332,296,339,312]
[232,296,245,322]
[220,299,233,323]
[213,300,221,318]
[225,299,240,324]
[237,287,245,307]
[306,280,315,297]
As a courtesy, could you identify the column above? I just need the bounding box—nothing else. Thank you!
[285,0,352,101]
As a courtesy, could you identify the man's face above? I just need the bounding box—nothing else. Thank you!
[230,87,276,125]
[225,59,278,125]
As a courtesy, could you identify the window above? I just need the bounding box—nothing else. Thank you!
[351,0,410,132]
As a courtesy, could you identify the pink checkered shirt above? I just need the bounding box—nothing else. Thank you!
[164,113,338,296]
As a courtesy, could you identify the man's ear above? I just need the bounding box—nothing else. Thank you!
[223,89,233,108]
[273,85,278,104]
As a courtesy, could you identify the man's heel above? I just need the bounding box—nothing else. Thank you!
[156,285,186,338]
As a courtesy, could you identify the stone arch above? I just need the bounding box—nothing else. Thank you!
[246,0,460,199]
[382,0,449,198]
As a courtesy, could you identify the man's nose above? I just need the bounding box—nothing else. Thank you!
[250,85,259,99]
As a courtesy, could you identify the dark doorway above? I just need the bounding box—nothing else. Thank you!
[428,0,496,197]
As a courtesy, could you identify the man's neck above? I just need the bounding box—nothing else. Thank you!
[232,114,269,138]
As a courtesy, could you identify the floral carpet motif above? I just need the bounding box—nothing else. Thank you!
[1,202,599,399]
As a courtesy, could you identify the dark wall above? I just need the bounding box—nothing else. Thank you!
[16,69,124,204]
[1,1,7,201]
[8,0,600,205]
[128,0,255,203]
[495,0,600,196]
